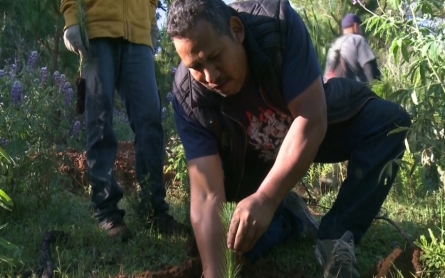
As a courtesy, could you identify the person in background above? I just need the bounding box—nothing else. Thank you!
[324,13,381,83]
[60,0,188,242]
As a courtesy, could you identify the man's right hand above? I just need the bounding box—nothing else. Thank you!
[63,25,88,58]
[188,154,227,278]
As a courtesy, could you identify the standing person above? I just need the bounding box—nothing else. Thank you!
[166,0,411,277]
[324,13,381,83]
[60,0,188,242]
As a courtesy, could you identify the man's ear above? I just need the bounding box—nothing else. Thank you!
[229,16,245,43]
[353,23,360,34]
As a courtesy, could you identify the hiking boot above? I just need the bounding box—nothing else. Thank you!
[152,212,190,236]
[315,231,360,278]
[99,218,133,242]
[283,191,319,240]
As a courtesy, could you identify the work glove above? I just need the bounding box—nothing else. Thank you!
[151,22,160,51]
[63,25,89,58]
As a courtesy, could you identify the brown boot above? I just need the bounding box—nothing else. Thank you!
[99,218,133,242]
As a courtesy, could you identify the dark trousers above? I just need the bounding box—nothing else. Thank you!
[82,38,168,224]
[245,98,411,261]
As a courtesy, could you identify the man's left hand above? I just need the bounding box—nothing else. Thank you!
[227,192,276,254]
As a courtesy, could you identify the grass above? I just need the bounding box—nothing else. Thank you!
[0,159,441,278]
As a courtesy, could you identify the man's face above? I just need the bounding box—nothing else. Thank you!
[173,18,248,97]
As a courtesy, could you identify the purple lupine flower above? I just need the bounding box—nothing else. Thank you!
[0,70,5,78]
[60,81,71,93]
[40,67,48,85]
[59,81,74,106]
[161,107,168,120]
[166,92,174,103]
[64,88,74,106]
[10,80,22,104]
[0,138,8,149]
[70,121,81,138]
[59,74,66,87]
[171,67,177,76]
[27,51,39,71]
[9,64,17,79]
[113,109,120,117]
[53,71,61,85]
[113,109,129,123]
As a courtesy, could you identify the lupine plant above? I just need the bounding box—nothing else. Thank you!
[0,50,85,157]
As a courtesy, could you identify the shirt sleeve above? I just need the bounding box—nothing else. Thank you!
[281,2,322,104]
[172,97,219,161]
[355,36,376,67]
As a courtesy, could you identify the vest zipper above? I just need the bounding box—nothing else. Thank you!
[220,85,287,200]
[258,86,290,117]
[221,107,247,201]
[123,0,128,40]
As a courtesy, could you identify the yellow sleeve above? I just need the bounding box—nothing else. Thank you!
[149,0,158,28]
[60,0,79,30]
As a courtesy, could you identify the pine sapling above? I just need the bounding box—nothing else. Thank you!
[219,202,242,278]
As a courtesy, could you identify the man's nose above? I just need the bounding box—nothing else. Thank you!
[204,67,220,84]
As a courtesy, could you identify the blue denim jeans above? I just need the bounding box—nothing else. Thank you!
[244,202,303,262]
[82,38,167,224]
[244,98,410,261]
[314,98,411,244]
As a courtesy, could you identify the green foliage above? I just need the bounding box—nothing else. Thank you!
[414,228,445,276]
[0,148,19,267]
[219,202,242,278]
[362,0,445,191]
[0,0,73,77]
[165,136,189,186]
[0,63,84,156]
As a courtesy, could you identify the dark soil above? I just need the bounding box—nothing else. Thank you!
[57,142,178,192]
[367,245,423,278]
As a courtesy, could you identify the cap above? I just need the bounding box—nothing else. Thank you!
[341,13,362,29]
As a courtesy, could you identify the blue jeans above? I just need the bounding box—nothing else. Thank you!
[245,98,410,261]
[245,202,303,262]
[82,38,168,224]
[314,98,410,244]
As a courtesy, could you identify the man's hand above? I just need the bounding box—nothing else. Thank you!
[63,25,88,57]
[227,192,276,254]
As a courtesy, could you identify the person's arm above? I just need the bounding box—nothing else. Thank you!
[257,78,326,209]
[355,36,379,81]
[60,0,78,30]
[256,1,327,211]
[227,2,327,254]
[149,0,159,47]
[362,59,381,81]
[188,155,226,278]
[172,98,225,278]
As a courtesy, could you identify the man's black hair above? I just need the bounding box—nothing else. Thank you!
[166,0,235,39]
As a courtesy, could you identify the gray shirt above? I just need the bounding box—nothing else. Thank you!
[324,34,376,83]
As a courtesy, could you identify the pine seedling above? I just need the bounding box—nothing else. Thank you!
[219,202,242,278]
[75,0,88,72]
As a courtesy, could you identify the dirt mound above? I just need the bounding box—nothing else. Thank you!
[367,246,423,278]
[116,257,306,278]
[57,142,176,191]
